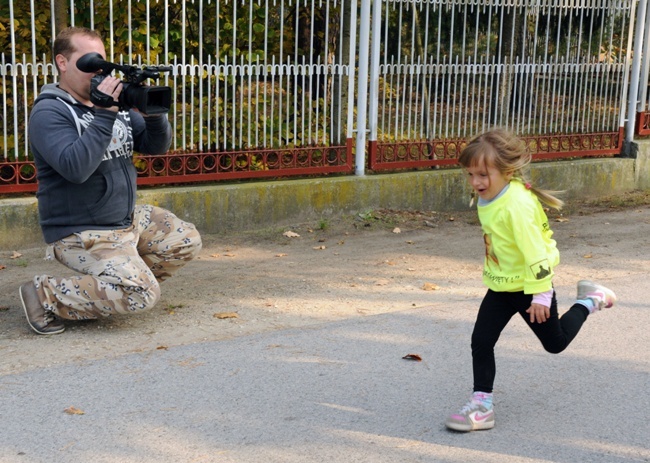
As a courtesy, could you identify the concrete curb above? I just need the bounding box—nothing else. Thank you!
[1,150,648,249]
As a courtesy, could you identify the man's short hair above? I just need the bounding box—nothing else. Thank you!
[52,27,103,71]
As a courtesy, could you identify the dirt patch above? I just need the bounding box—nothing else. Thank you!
[1,191,649,375]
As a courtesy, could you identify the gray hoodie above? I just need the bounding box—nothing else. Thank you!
[29,83,172,243]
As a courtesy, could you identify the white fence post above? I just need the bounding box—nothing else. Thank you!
[367,0,381,145]
[624,0,647,150]
[355,0,372,176]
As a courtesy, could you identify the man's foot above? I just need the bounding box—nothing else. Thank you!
[577,280,617,312]
[19,282,65,335]
[445,394,495,432]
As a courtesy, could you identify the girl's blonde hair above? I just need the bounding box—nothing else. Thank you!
[458,128,564,210]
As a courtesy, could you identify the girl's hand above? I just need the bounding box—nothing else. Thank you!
[526,302,550,323]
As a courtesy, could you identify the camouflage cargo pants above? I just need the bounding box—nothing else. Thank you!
[33,205,202,320]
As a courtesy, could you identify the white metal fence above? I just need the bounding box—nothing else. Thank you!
[373,0,633,139]
[2,0,650,190]
[1,0,354,159]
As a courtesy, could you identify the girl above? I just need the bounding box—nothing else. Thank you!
[446,128,616,432]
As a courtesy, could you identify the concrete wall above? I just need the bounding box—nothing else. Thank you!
[2,147,648,249]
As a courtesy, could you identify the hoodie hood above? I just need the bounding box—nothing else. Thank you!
[34,83,78,106]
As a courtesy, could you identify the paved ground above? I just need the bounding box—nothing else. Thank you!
[0,202,649,463]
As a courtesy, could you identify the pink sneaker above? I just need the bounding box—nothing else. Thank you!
[445,398,495,432]
[577,280,616,312]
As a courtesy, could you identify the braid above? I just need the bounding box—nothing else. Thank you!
[512,177,564,210]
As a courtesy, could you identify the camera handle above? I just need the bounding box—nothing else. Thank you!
[89,75,118,109]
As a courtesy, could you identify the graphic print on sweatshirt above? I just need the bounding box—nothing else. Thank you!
[483,233,500,268]
[77,110,135,162]
[531,259,552,279]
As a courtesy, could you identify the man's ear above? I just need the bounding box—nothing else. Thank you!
[54,54,67,72]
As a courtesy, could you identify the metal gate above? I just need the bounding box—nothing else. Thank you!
[363,0,635,173]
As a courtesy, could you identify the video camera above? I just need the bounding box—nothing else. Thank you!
[76,52,172,115]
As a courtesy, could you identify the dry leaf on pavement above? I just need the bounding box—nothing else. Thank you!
[422,282,440,291]
[283,231,300,238]
[64,406,85,415]
[214,312,239,319]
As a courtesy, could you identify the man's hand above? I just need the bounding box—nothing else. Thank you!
[91,75,123,111]
[526,302,550,324]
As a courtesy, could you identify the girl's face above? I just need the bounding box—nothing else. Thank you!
[465,158,511,202]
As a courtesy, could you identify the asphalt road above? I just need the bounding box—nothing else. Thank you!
[1,207,649,463]
[2,300,648,462]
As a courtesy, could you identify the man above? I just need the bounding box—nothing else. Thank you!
[20,27,202,335]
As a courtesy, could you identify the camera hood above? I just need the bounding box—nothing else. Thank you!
[76,52,117,74]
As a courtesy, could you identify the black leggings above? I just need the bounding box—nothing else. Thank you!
[472,289,589,393]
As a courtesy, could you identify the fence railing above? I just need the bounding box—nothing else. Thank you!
[1,0,647,195]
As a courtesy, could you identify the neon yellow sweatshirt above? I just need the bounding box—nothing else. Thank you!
[477,181,559,294]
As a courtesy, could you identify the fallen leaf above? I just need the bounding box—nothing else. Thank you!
[583,254,593,258]
[402,354,422,361]
[283,231,300,238]
[393,227,401,234]
[214,312,239,319]
[210,254,220,258]
[156,345,168,350]
[223,253,236,257]
[555,217,569,222]
[275,253,288,257]
[313,245,326,250]
[10,251,22,259]
[406,240,414,244]
[0,265,6,270]
[407,268,415,271]
[448,217,455,222]
[64,406,85,415]
[422,282,440,291]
